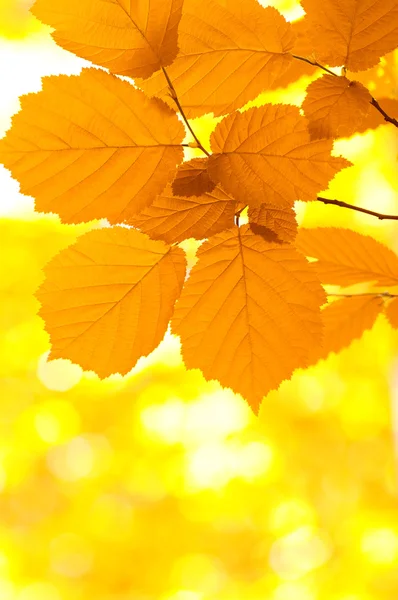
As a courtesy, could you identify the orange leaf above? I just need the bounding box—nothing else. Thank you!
[301,0,398,71]
[130,184,237,244]
[248,204,298,243]
[296,227,398,286]
[32,0,183,78]
[208,104,351,208]
[302,75,371,139]
[37,227,186,378]
[356,97,398,133]
[172,158,215,197]
[171,225,326,411]
[139,0,295,117]
[0,69,185,224]
[311,295,383,363]
[385,297,398,329]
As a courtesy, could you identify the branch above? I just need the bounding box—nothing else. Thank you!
[291,54,398,129]
[317,196,398,221]
[328,292,398,298]
[161,67,210,157]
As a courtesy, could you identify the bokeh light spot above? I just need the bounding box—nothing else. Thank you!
[50,533,93,578]
[270,527,331,580]
[361,528,398,565]
[37,352,83,392]
[34,400,80,445]
[47,434,112,481]
[17,582,61,600]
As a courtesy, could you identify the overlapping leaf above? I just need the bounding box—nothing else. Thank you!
[130,183,237,244]
[37,227,186,377]
[172,158,215,197]
[296,228,398,286]
[385,297,398,329]
[248,204,297,243]
[32,0,183,78]
[303,75,371,139]
[301,0,398,71]
[139,0,295,117]
[172,225,326,411]
[0,68,185,224]
[208,104,351,208]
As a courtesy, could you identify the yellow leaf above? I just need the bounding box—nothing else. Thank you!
[171,225,326,411]
[0,68,185,224]
[32,0,183,78]
[356,97,398,133]
[248,204,298,243]
[302,75,372,139]
[301,0,398,71]
[311,295,383,363]
[385,296,398,329]
[139,0,295,117]
[208,104,351,208]
[172,158,216,197]
[296,227,398,286]
[37,227,187,378]
[130,183,237,244]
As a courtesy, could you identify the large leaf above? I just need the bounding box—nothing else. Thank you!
[37,227,186,378]
[139,0,295,117]
[302,75,371,139]
[296,227,398,286]
[301,0,398,71]
[0,68,185,224]
[130,183,238,244]
[208,104,351,208]
[32,0,183,78]
[172,225,326,411]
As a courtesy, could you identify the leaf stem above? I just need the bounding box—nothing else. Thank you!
[291,54,398,129]
[317,196,398,220]
[162,67,210,156]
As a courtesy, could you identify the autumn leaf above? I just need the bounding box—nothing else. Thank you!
[301,0,398,71]
[248,204,297,243]
[172,158,215,197]
[310,295,384,363]
[172,225,326,411]
[37,227,186,378]
[0,68,185,224]
[296,228,398,286]
[302,75,371,139]
[356,98,398,133]
[385,297,398,329]
[32,0,183,78]
[208,104,351,208]
[130,183,238,244]
[139,0,295,117]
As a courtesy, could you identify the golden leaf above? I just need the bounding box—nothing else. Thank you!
[172,225,326,411]
[32,0,183,78]
[248,204,298,243]
[385,297,398,329]
[0,68,185,224]
[37,227,186,377]
[172,158,216,197]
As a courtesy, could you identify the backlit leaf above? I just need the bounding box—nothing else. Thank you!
[172,158,215,197]
[302,75,371,139]
[385,297,398,329]
[296,227,398,286]
[130,183,237,244]
[248,204,297,243]
[301,0,398,71]
[139,0,295,117]
[311,295,383,362]
[32,0,183,78]
[208,104,351,208]
[37,227,186,378]
[356,98,398,132]
[0,68,185,224]
[172,225,326,411]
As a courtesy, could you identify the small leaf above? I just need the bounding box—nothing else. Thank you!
[302,75,371,139]
[301,0,398,71]
[208,104,351,208]
[32,0,183,78]
[139,0,295,117]
[172,158,216,197]
[130,184,237,244]
[37,227,186,378]
[296,227,398,286]
[0,69,185,224]
[249,204,298,243]
[172,225,326,412]
[385,297,398,329]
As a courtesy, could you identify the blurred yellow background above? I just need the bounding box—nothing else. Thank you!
[1,1,398,599]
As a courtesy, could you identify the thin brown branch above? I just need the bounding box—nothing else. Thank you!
[317,196,398,220]
[328,292,398,298]
[161,67,210,157]
[291,54,338,77]
[370,96,398,128]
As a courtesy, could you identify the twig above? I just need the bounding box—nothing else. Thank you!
[317,196,398,220]
[292,54,398,129]
[161,67,210,157]
[235,205,247,226]
[328,292,398,298]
